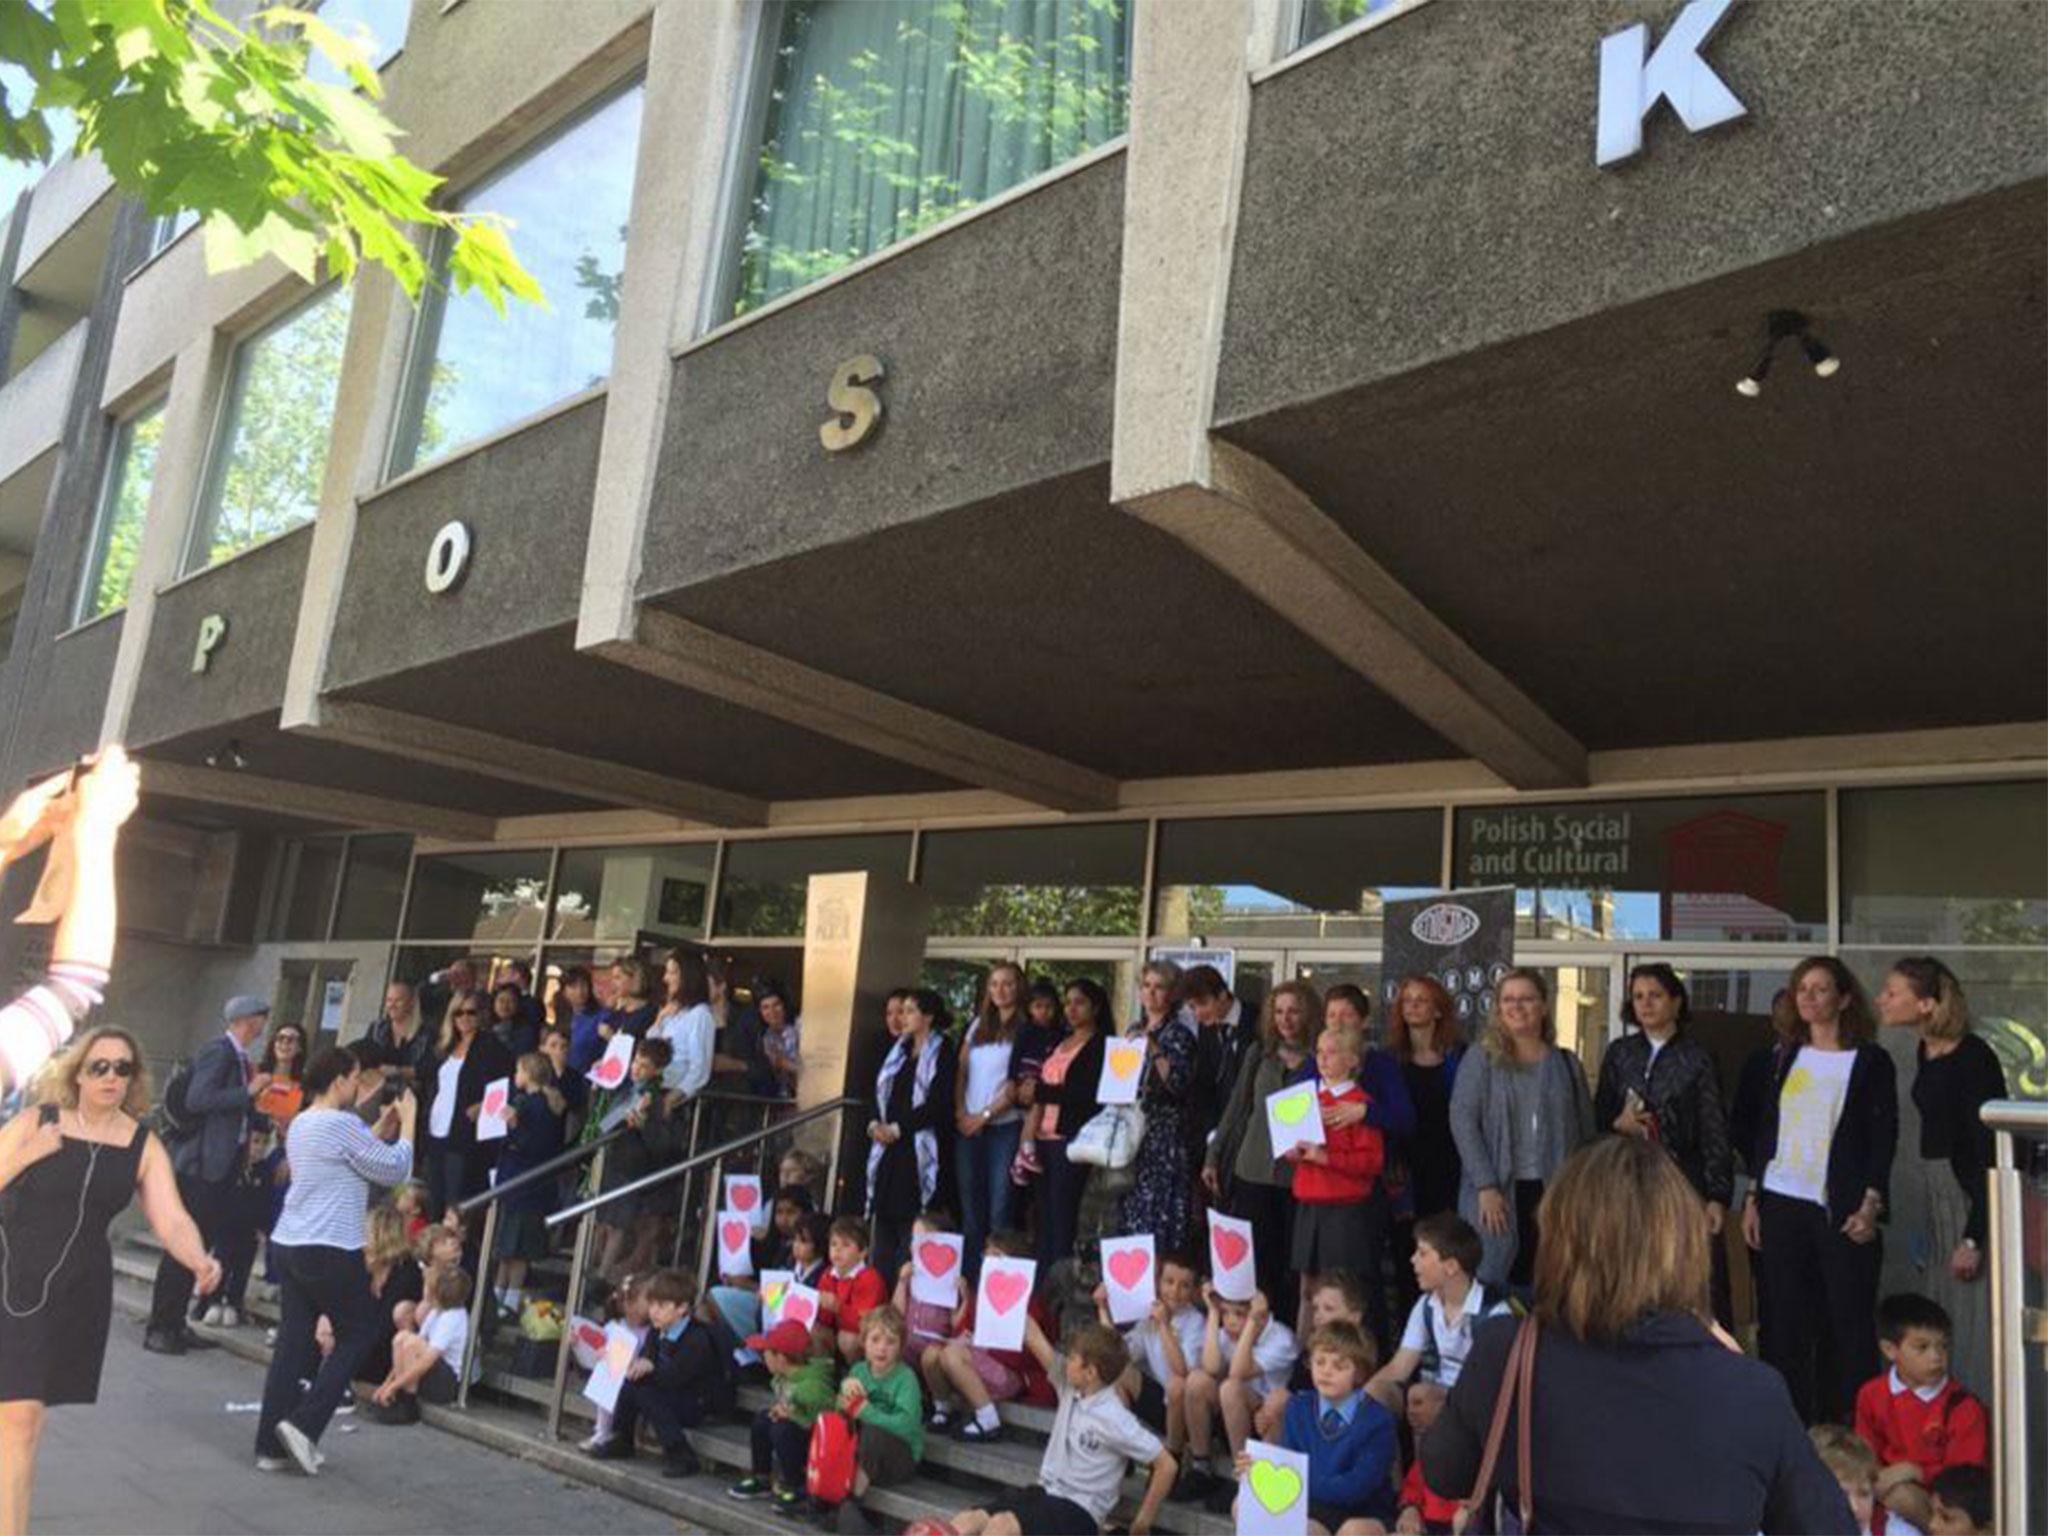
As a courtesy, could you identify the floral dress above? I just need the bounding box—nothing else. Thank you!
[1115,1018,1197,1252]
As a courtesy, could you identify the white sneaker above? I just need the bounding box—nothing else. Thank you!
[255,1456,292,1474]
[218,1305,242,1328]
[579,1432,612,1453]
[200,1303,225,1326]
[275,1420,320,1478]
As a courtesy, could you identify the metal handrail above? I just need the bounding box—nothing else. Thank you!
[546,1096,861,1227]
[1981,1099,2048,1133]
[452,1124,633,1217]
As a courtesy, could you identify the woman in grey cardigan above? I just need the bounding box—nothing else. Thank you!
[1451,969,1595,1289]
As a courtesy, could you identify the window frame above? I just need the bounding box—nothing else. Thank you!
[73,396,166,626]
[383,71,647,482]
[181,281,350,576]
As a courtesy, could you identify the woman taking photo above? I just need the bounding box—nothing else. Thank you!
[1425,1137,1855,1533]
[1741,956,1896,1426]
[1450,969,1595,1290]
[1875,955,2004,1396]
[1032,979,1112,1272]
[867,988,957,1281]
[1116,960,1198,1254]
[955,963,1025,1276]
[0,1026,219,1535]
[419,987,515,1215]
[1594,964,1735,1322]
[1204,981,1319,1321]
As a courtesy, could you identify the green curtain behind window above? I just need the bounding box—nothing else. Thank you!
[734,0,1131,315]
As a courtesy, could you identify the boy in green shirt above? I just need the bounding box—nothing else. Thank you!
[843,1305,923,1494]
[729,1319,840,1514]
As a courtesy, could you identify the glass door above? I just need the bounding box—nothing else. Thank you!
[1515,958,1621,1084]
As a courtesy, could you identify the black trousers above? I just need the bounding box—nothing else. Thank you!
[1035,1139,1089,1271]
[751,1410,809,1487]
[612,1376,707,1455]
[1756,1191,1881,1424]
[149,1173,235,1333]
[256,1242,382,1458]
[871,1215,913,1292]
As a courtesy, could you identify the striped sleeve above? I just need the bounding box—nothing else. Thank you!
[0,960,109,1094]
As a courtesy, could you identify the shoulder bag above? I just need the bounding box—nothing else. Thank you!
[1066,1102,1146,1170]
[1465,1313,1538,1534]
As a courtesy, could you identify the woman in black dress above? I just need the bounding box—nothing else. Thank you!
[418,988,516,1217]
[866,989,957,1282]
[1385,974,1467,1318]
[0,1026,217,1535]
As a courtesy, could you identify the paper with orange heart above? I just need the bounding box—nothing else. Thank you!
[581,1321,638,1413]
[759,1268,795,1328]
[1264,1081,1325,1160]
[1096,1035,1148,1105]
[1236,1440,1309,1536]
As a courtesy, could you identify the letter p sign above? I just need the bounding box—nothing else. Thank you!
[1597,0,1746,167]
[192,613,227,674]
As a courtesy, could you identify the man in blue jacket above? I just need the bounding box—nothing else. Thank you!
[146,995,274,1353]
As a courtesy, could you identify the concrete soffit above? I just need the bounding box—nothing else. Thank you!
[589,607,1122,814]
[139,758,495,842]
[299,699,769,827]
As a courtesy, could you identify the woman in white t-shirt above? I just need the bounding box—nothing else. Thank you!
[1741,957,1897,1425]
[650,950,716,1100]
[954,962,1027,1280]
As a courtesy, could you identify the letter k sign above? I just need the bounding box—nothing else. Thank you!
[1596,0,1748,167]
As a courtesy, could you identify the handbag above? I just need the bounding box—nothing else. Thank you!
[1465,1313,1538,1534]
[1066,1103,1146,1169]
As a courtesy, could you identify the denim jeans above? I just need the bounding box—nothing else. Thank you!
[959,1118,1022,1277]
[256,1242,381,1458]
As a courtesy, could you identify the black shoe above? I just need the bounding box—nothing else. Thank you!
[181,1328,219,1352]
[660,1446,702,1479]
[832,1503,878,1536]
[1171,1465,1220,1503]
[587,1439,636,1462]
[143,1328,188,1356]
[1204,1481,1238,1515]
[954,1418,1004,1444]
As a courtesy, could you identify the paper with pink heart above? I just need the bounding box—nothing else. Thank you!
[759,1268,795,1328]
[1236,1439,1309,1536]
[716,1213,754,1277]
[972,1255,1037,1351]
[1264,1082,1325,1160]
[1100,1233,1155,1326]
[780,1282,820,1330]
[726,1173,769,1234]
[1096,1035,1147,1105]
[1208,1209,1256,1301]
[568,1316,607,1371]
[474,1077,512,1141]
[581,1321,638,1413]
[910,1232,963,1309]
[586,1031,634,1091]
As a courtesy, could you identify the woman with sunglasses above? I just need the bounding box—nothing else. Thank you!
[0,1025,219,1535]
[417,988,515,1217]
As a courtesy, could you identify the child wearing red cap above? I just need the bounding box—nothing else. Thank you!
[729,1318,840,1517]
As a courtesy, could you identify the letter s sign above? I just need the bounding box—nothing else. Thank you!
[819,355,885,453]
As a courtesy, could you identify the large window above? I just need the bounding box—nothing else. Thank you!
[715,834,911,938]
[1153,809,1442,939]
[75,401,164,622]
[186,285,351,572]
[921,822,1146,938]
[1452,792,1828,943]
[724,0,1132,317]
[387,83,644,474]
[403,850,552,943]
[332,834,412,940]
[552,844,716,944]
[1296,0,1402,47]
[305,0,410,82]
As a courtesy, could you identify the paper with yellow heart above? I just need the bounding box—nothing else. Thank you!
[1238,1440,1309,1536]
[759,1267,793,1326]
[1265,1082,1327,1161]
[1096,1034,1147,1106]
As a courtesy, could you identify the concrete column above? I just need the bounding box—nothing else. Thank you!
[1109,0,1283,504]
[575,0,753,652]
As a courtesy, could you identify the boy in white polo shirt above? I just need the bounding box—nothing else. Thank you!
[1365,1211,1509,1412]
[951,1317,1177,1536]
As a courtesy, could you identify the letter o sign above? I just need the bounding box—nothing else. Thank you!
[425,520,471,594]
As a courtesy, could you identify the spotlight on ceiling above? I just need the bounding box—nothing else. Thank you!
[204,738,248,771]
[1735,309,1841,397]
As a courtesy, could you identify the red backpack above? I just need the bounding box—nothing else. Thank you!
[806,1410,858,1505]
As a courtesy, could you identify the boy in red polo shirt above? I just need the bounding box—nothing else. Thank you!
[817,1216,889,1364]
[1852,1293,1988,1534]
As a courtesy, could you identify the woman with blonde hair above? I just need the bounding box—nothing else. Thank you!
[0,1025,218,1534]
[1424,1136,1854,1533]
[1875,955,2005,1396]
[418,987,514,1215]
[1449,969,1594,1290]
[1204,980,1321,1321]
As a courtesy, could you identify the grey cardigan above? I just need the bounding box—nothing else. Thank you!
[1451,1043,1595,1285]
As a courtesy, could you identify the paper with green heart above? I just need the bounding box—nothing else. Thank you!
[1237,1439,1309,1536]
[1264,1081,1325,1161]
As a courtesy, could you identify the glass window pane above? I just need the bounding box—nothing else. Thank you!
[403,849,552,942]
[1841,781,2048,947]
[145,210,198,259]
[1452,793,1828,942]
[188,285,351,571]
[269,836,345,942]
[307,0,410,81]
[1297,0,1401,46]
[332,833,412,940]
[727,0,1133,317]
[1846,949,2042,1101]
[1153,809,1442,940]
[77,402,164,622]
[715,834,911,938]
[551,844,716,943]
[390,84,644,473]
[921,822,1146,937]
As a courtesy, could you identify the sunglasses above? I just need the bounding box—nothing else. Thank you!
[84,1059,137,1079]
